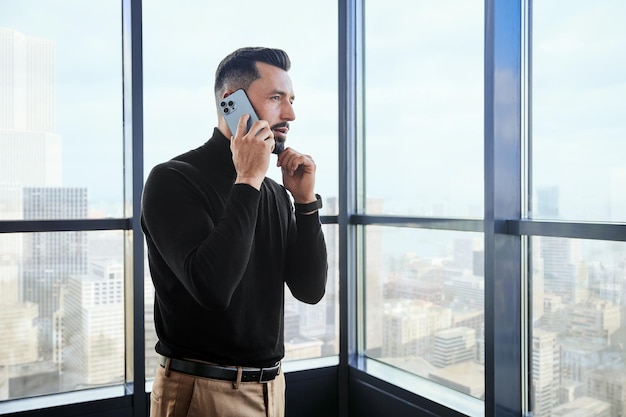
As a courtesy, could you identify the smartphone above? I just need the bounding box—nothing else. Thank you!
[219,89,258,137]
[219,89,283,154]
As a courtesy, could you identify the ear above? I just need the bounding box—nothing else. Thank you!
[222,90,234,99]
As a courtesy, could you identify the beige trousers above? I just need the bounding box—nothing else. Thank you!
[150,364,285,417]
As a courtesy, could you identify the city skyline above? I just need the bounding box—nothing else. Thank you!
[2,2,626,416]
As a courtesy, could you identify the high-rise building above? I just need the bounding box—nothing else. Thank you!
[0,28,61,187]
[62,261,124,389]
[560,337,607,386]
[22,188,88,323]
[586,369,626,417]
[532,329,560,417]
[536,186,560,219]
[382,299,452,358]
[442,272,484,309]
[431,327,476,368]
[569,301,620,342]
[0,28,67,382]
[541,236,580,303]
[541,294,567,334]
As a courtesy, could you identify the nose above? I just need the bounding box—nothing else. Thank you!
[282,100,296,121]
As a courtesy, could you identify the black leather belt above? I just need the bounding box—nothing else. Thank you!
[159,356,280,383]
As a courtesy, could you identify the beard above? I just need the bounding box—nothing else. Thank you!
[271,122,289,155]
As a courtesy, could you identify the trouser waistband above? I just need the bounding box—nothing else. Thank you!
[159,356,280,383]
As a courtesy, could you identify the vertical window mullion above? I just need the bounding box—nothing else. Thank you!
[122,0,146,416]
[338,0,362,416]
[484,0,524,416]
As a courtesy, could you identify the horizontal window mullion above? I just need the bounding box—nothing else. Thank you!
[320,215,339,225]
[350,214,483,233]
[508,219,626,241]
[0,218,131,233]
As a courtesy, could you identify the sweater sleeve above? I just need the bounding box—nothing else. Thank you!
[141,162,260,311]
[284,209,328,304]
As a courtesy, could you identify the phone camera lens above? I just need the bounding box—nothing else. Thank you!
[220,101,226,107]
[228,100,234,107]
[223,108,229,113]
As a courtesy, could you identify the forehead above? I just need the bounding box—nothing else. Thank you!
[249,62,294,96]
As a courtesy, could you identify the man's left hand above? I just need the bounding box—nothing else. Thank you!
[277,147,317,204]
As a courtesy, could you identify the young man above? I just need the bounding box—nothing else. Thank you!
[141,47,328,417]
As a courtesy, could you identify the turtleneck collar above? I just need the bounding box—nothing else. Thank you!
[199,127,236,180]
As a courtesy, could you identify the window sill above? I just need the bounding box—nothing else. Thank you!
[0,385,128,415]
[353,357,484,417]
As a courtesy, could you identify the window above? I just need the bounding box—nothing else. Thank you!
[530,2,626,416]
[532,1,626,224]
[359,0,484,412]
[0,0,126,406]
[364,0,483,218]
[0,2,124,219]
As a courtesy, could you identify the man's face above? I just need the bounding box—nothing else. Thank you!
[244,62,296,149]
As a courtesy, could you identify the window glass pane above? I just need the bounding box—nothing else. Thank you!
[532,1,626,222]
[365,226,485,400]
[364,0,483,217]
[0,1,124,219]
[142,0,339,375]
[531,237,626,417]
[0,231,125,401]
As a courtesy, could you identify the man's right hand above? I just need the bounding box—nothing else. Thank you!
[231,114,275,190]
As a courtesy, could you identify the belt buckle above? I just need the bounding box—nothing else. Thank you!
[259,367,270,383]
[258,363,279,383]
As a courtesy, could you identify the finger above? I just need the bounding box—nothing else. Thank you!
[255,125,274,143]
[277,151,294,170]
[285,155,304,176]
[249,120,271,138]
[267,138,276,153]
[236,114,250,137]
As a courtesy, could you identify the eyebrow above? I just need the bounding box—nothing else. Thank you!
[271,89,295,101]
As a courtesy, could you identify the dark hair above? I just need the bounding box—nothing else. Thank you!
[214,47,291,98]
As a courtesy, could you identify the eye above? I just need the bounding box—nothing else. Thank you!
[271,96,280,101]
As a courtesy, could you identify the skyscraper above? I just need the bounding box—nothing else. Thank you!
[1,28,93,399]
[0,28,63,396]
[63,261,124,388]
[21,187,88,363]
[532,329,560,417]
[0,28,61,187]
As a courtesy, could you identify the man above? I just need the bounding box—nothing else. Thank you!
[141,47,328,417]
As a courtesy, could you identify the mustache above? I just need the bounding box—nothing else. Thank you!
[271,122,290,130]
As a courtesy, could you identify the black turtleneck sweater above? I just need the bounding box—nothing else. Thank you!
[141,128,328,368]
